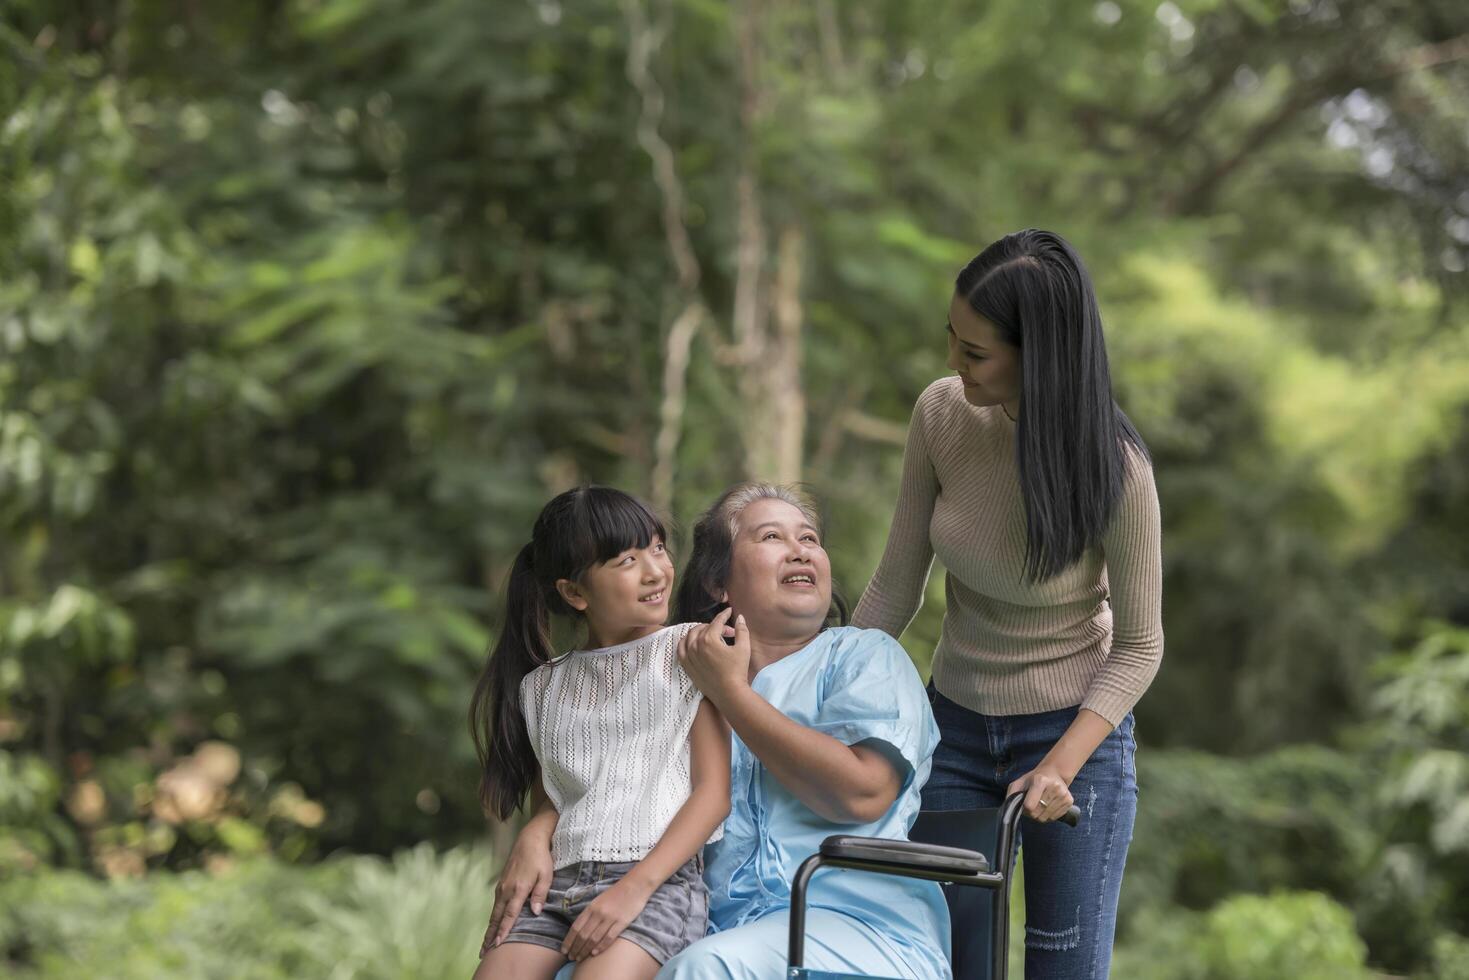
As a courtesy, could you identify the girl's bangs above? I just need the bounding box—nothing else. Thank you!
[572,490,668,572]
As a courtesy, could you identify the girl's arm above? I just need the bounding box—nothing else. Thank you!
[484,782,558,949]
[850,386,940,636]
[560,699,731,961]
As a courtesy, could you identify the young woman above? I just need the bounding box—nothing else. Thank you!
[469,486,729,980]
[853,229,1163,979]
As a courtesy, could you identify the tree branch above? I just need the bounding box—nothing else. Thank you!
[652,302,704,513]
[621,0,701,294]
[621,0,714,509]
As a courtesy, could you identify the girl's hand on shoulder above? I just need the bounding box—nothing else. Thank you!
[677,607,751,706]
[561,876,654,960]
[485,826,555,949]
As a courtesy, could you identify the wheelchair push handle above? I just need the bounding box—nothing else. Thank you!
[1048,803,1082,827]
[1041,803,1082,827]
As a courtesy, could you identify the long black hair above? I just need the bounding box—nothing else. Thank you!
[673,482,849,627]
[469,485,668,820]
[956,229,1148,583]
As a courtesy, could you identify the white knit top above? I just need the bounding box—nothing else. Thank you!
[521,623,723,869]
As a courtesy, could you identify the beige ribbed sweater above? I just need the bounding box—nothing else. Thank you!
[851,377,1163,728]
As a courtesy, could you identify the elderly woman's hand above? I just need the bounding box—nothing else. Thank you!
[677,607,751,706]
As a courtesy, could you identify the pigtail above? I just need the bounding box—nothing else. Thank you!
[470,543,555,820]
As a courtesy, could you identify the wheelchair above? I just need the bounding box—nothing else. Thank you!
[787,793,1082,980]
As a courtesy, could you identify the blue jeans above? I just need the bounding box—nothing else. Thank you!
[921,684,1137,980]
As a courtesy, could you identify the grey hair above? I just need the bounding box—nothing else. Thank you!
[714,482,823,539]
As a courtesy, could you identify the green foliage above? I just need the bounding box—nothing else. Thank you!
[1,0,1467,974]
[1426,933,1469,980]
[0,749,73,871]
[3,0,1465,856]
[0,859,322,978]
[297,844,499,980]
[1199,891,1371,978]
[0,845,496,979]
[1122,746,1374,919]
[1376,623,1469,856]
[0,10,513,859]
[1113,892,1372,980]
[1112,625,1469,974]
[1355,622,1469,970]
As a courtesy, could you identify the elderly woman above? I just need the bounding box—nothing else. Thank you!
[487,483,950,980]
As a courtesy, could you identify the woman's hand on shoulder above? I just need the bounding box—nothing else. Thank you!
[677,607,751,708]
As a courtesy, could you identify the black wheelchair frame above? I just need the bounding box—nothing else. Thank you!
[787,793,1081,980]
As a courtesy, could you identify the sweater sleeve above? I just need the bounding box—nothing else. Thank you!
[851,386,941,639]
[1081,446,1165,727]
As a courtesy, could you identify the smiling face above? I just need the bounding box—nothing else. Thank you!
[723,498,832,641]
[947,291,1022,411]
[557,537,674,648]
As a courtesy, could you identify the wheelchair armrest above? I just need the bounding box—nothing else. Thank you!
[789,836,997,968]
[819,835,989,875]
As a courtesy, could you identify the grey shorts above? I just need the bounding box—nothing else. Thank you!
[483,855,708,965]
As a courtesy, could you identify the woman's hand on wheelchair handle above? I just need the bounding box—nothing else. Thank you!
[1007,764,1075,824]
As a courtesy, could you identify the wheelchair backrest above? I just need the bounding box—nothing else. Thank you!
[909,808,1017,980]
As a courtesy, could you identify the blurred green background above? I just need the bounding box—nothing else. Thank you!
[2,0,1467,977]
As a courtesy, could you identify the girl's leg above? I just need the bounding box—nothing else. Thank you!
[1012,711,1139,980]
[472,940,567,980]
[567,937,660,979]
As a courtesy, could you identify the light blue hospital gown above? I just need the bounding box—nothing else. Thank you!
[656,626,951,980]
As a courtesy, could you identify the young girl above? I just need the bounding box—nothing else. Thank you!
[469,486,729,980]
